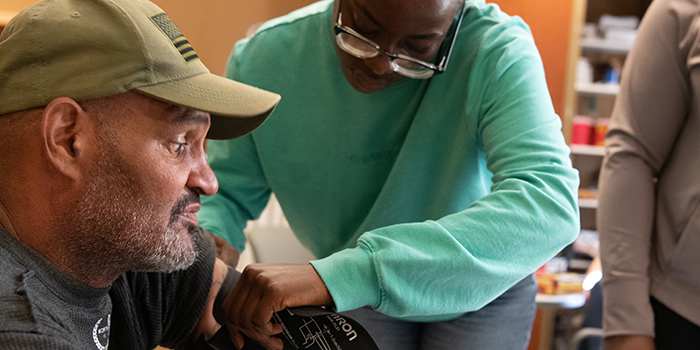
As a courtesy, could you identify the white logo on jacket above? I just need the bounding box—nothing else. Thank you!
[92,314,111,350]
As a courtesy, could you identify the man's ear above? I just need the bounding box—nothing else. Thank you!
[41,97,94,180]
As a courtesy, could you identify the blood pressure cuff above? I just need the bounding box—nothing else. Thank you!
[206,267,380,350]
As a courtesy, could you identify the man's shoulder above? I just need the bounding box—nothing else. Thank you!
[0,240,29,292]
[0,259,39,334]
[0,244,72,341]
[0,283,74,349]
[0,256,109,348]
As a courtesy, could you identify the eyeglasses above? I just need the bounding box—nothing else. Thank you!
[333,0,465,79]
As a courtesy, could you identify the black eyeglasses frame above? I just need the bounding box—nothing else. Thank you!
[332,0,466,78]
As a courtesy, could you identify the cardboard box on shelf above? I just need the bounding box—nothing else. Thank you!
[537,273,585,295]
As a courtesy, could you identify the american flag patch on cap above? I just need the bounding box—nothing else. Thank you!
[150,13,199,62]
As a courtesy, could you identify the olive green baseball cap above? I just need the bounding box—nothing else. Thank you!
[0,0,280,139]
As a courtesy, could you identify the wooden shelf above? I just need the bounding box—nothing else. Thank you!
[575,82,620,96]
[536,293,587,310]
[578,198,599,209]
[570,144,606,156]
[581,37,633,54]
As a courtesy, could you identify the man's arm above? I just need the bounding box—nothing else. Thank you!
[211,232,240,268]
[196,258,230,339]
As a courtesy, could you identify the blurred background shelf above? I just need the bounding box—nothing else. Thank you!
[580,37,633,54]
[575,82,620,96]
[578,198,599,209]
[536,293,587,310]
[570,144,606,156]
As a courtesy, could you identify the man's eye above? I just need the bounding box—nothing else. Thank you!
[172,142,188,155]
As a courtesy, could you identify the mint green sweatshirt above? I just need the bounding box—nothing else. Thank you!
[198,0,580,321]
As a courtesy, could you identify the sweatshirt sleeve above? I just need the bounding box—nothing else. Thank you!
[598,0,691,338]
[311,15,580,320]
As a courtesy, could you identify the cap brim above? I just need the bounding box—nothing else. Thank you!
[137,72,280,140]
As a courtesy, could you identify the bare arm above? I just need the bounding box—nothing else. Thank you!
[209,229,241,268]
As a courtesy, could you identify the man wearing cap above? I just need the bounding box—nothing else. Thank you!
[0,0,281,348]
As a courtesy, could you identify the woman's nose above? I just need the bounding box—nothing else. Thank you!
[363,55,394,76]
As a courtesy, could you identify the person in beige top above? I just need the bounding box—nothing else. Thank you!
[598,0,700,348]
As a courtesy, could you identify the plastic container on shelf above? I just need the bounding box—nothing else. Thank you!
[576,57,594,85]
[593,118,610,146]
[598,14,639,31]
[537,273,585,295]
[572,116,593,145]
[604,67,620,84]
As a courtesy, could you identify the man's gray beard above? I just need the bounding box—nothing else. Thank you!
[60,148,198,278]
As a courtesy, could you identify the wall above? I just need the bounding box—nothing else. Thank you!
[1,0,35,12]
[0,0,33,27]
[3,0,576,117]
[0,0,315,75]
[490,0,575,117]
[154,0,315,75]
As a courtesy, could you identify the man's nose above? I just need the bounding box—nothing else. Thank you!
[187,157,218,197]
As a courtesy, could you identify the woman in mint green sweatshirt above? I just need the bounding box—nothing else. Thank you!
[198,0,580,349]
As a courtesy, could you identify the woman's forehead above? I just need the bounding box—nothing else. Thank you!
[348,0,461,34]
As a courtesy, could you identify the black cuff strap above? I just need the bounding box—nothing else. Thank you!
[207,267,266,350]
[213,267,240,326]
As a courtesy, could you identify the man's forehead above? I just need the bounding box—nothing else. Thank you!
[128,92,210,126]
[169,106,210,126]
